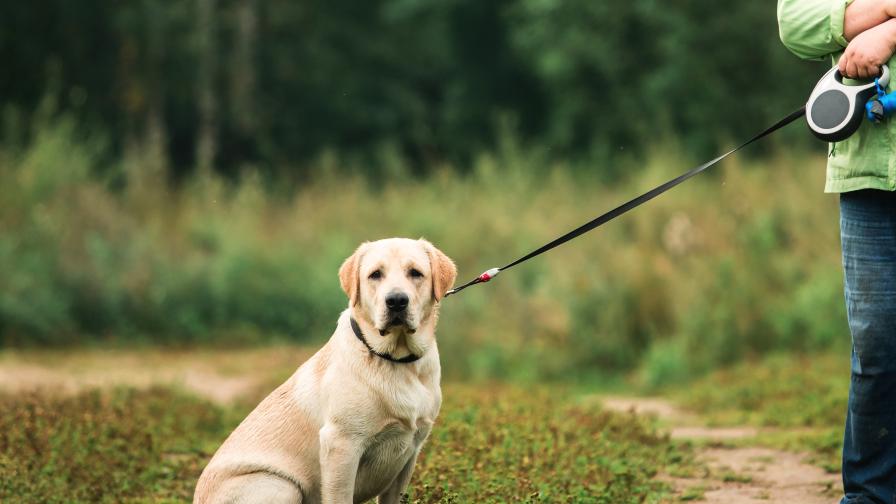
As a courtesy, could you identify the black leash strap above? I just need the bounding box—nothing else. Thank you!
[445,106,807,297]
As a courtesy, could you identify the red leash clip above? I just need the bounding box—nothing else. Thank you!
[444,267,501,297]
[478,268,501,282]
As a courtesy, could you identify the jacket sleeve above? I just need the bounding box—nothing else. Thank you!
[777,0,853,60]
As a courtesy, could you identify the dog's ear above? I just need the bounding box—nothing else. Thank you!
[339,243,368,306]
[421,239,457,302]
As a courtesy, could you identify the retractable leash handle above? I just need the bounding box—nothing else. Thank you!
[806,66,890,141]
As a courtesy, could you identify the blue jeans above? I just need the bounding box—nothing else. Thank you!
[840,189,896,504]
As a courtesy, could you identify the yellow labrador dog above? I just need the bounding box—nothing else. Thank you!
[194,238,456,504]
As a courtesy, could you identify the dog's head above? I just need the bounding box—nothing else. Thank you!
[339,238,456,336]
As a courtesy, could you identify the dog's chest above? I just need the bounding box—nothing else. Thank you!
[355,416,434,500]
[355,380,440,499]
[369,379,439,459]
[361,420,424,467]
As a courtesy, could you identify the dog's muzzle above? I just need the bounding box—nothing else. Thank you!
[379,291,414,336]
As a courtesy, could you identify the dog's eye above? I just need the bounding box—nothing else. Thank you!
[368,270,382,280]
[409,268,423,278]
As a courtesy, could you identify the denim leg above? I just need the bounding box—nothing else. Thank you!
[840,190,896,504]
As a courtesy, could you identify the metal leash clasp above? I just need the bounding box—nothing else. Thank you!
[444,267,501,297]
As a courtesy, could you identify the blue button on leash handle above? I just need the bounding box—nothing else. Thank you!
[806,66,890,142]
[867,74,896,123]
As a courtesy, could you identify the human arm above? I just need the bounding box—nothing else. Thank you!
[840,18,896,77]
[844,0,896,40]
[777,0,891,59]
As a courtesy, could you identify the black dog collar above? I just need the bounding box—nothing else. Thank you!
[350,317,421,364]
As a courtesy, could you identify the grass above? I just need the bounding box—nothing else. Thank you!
[0,388,240,503]
[678,485,706,501]
[0,383,694,503]
[0,347,855,501]
[413,385,693,502]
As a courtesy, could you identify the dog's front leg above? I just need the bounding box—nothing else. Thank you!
[379,419,433,504]
[377,451,419,504]
[319,424,363,504]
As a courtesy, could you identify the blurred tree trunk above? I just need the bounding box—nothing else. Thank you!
[232,0,257,135]
[145,1,167,175]
[196,0,217,175]
[118,37,141,158]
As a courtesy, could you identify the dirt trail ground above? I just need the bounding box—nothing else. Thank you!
[0,347,308,403]
[600,396,840,503]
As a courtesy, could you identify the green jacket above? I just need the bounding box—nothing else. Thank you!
[778,0,896,192]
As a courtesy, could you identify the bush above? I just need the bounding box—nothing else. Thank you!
[0,120,845,382]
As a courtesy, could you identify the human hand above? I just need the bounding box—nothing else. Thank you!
[839,19,896,79]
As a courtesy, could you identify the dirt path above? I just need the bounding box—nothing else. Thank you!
[0,346,312,404]
[599,396,840,503]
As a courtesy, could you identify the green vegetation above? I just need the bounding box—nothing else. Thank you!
[675,353,848,429]
[1,1,824,173]
[678,485,706,501]
[414,385,693,502]
[0,383,694,503]
[0,388,239,503]
[0,347,853,501]
[0,119,847,385]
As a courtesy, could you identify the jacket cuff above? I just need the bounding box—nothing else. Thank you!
[831,0,855,48]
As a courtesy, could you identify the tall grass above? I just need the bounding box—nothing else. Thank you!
[0,118,845,383]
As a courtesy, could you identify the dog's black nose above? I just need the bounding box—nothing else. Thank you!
[385,291,409,311]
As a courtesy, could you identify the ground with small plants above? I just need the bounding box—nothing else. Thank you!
[0,347,847,503]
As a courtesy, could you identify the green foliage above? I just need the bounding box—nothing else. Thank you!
[0,387,239,503]
[0,384,693,503]
[0,120,848,383]
[0,1,825,173]
[413,385,691,503]
[674,353,848,429]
